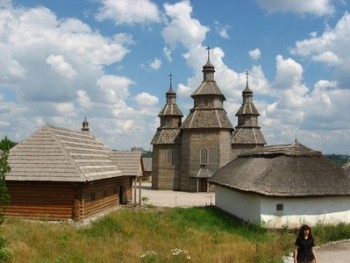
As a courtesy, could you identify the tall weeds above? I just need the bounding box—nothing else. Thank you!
[2,207,350,263]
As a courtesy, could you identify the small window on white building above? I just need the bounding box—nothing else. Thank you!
[166,149,173,165]
[200,147,209,164]
[276,203,284,211]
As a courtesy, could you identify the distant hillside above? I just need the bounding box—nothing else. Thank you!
[325,154,350,165]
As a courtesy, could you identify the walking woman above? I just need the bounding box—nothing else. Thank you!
[294,224,317,263]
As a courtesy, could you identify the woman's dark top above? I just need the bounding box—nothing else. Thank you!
[295,236,315,261]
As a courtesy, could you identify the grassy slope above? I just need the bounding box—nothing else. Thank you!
[2,206,345,263]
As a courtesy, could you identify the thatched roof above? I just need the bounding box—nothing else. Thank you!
[7,125,123,182]
[344,161,350,176]
[209,141,350,197]
[110,151,143,177]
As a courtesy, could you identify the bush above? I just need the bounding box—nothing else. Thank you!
[0,247,12,262]
[314,222,350,243]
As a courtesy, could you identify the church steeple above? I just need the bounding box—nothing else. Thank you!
[166,73,176,105]
[182,48,232,130]
[202,46,215,81]
[243,71,253,104]
[151,74,183,144]
[235,72,260,127]
[231,71,266,155]
[151,74,184,191]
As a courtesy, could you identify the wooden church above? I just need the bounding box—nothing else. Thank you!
[151,50,266,192]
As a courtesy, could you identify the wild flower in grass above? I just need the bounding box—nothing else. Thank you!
[170,248,191,260]
[140,250,159,263]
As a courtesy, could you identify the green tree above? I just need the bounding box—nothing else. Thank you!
[0,136,16,152]
[0,148,10,224]
[0,136,14,218]
[326,154,350,165]
[0,137,12,261]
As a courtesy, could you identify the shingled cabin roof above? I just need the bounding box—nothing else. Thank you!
[109,151,143,177]
[209,141,350,197]
[7,125,123,182]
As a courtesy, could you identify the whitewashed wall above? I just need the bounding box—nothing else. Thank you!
[215,185,261,224]
[215,185,350,228]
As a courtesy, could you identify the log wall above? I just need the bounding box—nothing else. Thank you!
[5,176,133,221]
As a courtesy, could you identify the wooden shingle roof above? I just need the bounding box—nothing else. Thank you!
[142,157,152,172]
[181,109,233,129]
[209,141,350,197]
[235,102,260,115]
[151,129,181,144]
[7,125,123,182]
[231,127,266,145]
[110,151,143,177]
[191,81,226,98]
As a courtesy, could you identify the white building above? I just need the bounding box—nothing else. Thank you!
[209,141,350,228]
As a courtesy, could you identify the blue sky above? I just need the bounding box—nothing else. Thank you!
[0,0,349,155]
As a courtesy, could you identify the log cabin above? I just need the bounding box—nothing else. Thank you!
[5,121,142,221]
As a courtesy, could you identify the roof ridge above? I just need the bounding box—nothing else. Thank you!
[47,126,87,181]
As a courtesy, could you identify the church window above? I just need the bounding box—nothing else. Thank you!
[166,149,173,165]
[204,98,209,106]
[200,147,209,164]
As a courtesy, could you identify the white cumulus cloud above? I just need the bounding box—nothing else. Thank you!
[46,55,77,79]
[249,48,261,60]
[135,92,159,107]
[290,12,350,87]
[256,0,335,16]
[149,58,162,70]
[162,0,209,49]
[214,21,230,39]
[96,75,133,104]
[96,0,160,25]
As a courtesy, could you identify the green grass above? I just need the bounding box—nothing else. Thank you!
[1,206,350,263]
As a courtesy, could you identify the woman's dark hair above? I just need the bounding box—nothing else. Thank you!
[298,224,313,239]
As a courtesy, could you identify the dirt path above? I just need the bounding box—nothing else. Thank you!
[316,240,350,262]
